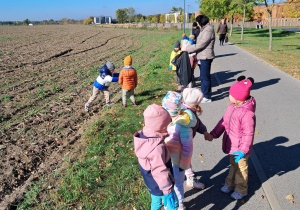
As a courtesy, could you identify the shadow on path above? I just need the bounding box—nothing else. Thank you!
[215,53,237,58]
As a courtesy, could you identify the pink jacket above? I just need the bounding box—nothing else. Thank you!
[210,97,256,155]
[134,131,174,195]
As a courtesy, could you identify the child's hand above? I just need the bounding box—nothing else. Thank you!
[204,132,213,141]
[232,150,245,163]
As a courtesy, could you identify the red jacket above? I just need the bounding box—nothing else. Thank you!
[210,97,256,155]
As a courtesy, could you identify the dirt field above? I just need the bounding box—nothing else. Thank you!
[0,25,149,208]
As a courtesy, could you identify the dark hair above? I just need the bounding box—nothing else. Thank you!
[196,15,209,27]
[192,22,197,27]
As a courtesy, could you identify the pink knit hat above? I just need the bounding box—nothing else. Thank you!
[143,104,171,134]
[182,88,204,105]
[229,78,253,101]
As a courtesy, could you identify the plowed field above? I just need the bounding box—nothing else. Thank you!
[0,24,149,207]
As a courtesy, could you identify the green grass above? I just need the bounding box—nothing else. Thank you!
[229,28,300,79]
[17,29,182,209]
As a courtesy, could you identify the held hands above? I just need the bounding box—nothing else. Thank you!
[163,191,177,209]
[232,150,245,163]
[204,132,213,141]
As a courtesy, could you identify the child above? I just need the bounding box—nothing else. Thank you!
[183,34,197,86]
[85,61,118,111]
[134,104,178,210]
[119,55,138,108]
[209,76,256,200]
[182,88,213,189]
[169,41,182,93]
[162,91,197,210]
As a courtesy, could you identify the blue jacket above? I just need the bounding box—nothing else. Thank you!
[94,64,119,89]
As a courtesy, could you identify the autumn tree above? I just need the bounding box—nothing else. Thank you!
[179,12,184,22]
[151,16,158,23]
[283,0,300,18]
[23,19,30,25]
[116,9,128,23]
[160,14,166,23]
[190,13,195,22]
[264,0,275,50]
[140,16,145,22]
[199,0,230,20]
[127,7,136,23]
[169,14,175,23]
[83,17,93,25]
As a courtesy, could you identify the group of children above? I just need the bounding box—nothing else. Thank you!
[134,76,256,209]
[84,35,256,210]
[85,55,138,111]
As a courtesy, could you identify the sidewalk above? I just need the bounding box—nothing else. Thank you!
[184,42,300,209]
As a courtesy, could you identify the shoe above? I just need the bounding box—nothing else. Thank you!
[84,103,89,112]
[221,185,233,193]
[231,191,247,200]
[178,204,186,210]
[105,102,114,107]
[201,97,212,103]
[122,104,126,108]
[186,176,205,189]
[132,102,137,107]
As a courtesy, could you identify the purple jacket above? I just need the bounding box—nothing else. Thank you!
[134,131,174,195]
[210,97,256,155]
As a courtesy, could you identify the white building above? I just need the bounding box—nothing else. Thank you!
[94,16,112,24]
[165,12,191,23]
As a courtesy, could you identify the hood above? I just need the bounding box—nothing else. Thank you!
[122,67,135,76]
[171,109,197,128]
[134,131,165,159]
[239,96,256,112]
[99,64,112,79]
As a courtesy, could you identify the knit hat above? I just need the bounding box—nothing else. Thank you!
[174,40,180,48]
[183,88,204,105]
[229,78,253,101]
[182,33,188,40]
[124,55,132,66]
[143,104,172,134]
[162,91,182,116]
[106,61,115,71]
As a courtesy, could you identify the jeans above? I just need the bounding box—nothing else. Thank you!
[199,59,213,99]
[151,194,178,210]
[173,165,186,205]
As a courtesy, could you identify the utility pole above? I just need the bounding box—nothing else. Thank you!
[183,0,186,33]
[187,5,190,34]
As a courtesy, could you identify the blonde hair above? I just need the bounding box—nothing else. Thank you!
[189,104,202,114]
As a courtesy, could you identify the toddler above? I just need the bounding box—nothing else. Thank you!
[119,55,138,108]
[209,76,256,200]
[134,104,178,210]
[85,61,118,111]
[162,91,196,210]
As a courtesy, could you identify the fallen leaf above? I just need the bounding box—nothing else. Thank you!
[240,200,245,204]
[139,121,144,126]
[260,195,264,199]
[110,149,115,152]
[61,180,64,185]
[134,187,138,194]
[255,131,259,134]
[96,178,99,182]
[48,185,52,189]
[290,201,296,205]
[47,122,50,126]
[155,96,158,98]
[199,154,203,158]
[285,194,294,200]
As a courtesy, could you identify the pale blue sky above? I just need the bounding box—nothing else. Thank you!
[0,0,200,21]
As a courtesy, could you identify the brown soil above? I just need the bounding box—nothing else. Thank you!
[0,25,147,209]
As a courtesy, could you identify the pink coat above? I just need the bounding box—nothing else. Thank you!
[210,97,256,155]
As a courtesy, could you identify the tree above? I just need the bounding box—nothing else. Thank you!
[199,0,230,20]
[169,14,175,23]
[23,19,29,25]
[179,12,184,22]
[170,6,179,13]
[116,9,128,23]
[83,17,93,25]
[264,0,275,51]
[140,16,145,22]
[151,16,158,23]
[160,14,166,23]
[283,0,300,18]
[190,13,195,23]
[127,7,136,23]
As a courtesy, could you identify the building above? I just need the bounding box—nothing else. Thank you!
[94,16,112,24]
[165,12,192,23]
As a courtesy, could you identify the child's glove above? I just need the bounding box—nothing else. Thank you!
[163,191,177,209]
[169,65,172,70]
[232,150,245,163]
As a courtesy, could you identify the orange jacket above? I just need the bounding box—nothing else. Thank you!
[119,67,138,90]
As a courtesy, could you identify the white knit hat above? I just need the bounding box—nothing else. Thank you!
[182,88,204,105]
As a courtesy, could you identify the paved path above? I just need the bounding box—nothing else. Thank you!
[184,42,300,209]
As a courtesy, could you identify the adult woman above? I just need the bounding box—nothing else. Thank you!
[183,15,215,103]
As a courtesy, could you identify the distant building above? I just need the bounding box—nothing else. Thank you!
[165,12,192,23]
[94,16,112,24]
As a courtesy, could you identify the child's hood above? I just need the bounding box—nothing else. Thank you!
[122,67,136,77]
[134,131,165,159]
[239,96,256,112]
[171,109,197,128]
[99,64,111,79]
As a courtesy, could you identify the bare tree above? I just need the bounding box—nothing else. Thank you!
[264,0,275,51]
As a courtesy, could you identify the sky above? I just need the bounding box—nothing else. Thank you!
[0,0,200,21]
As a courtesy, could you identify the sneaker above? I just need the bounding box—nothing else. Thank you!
[186,176,205,189]
[231,191,247,200]
[221,185,233,193]
[178,204,186,210]
[84,103,89,112]
[132,102,137,107]
[201,97,212,103]
[122,104,126,108]
[105,102,114,107]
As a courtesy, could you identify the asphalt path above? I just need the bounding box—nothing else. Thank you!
[183,42,300,209]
